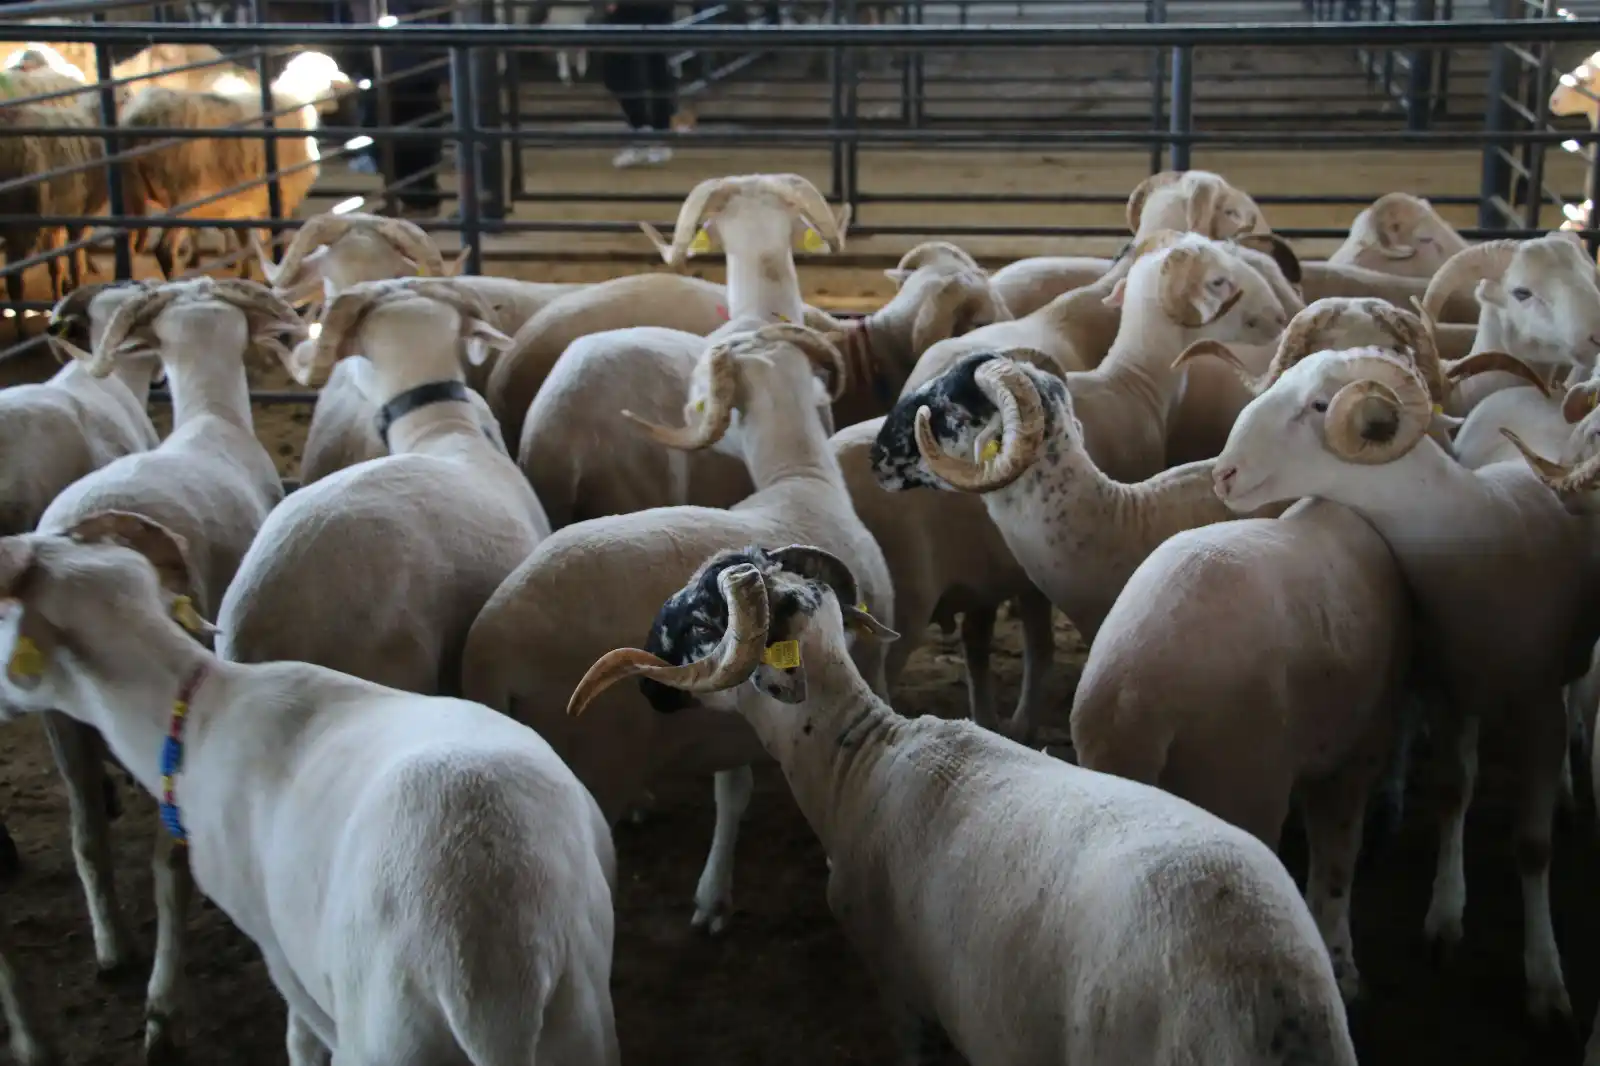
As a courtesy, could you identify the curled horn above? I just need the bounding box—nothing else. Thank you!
[897,240,981,273]
[639,176,731,269]
[622,341,739,450]
[208,278,309,359]
[1170,338,1259,392]
[47,281,122,335]
[305,284,386,384]
[1185,175,1220,237]
[372,216,448,277]
[913,354,1048,492]
[568,563,772,717]
[768,544,860,609]
[1403,296,1549,398]
[1501,428,1600,497]
[772,173,849,252]
[1159,246,1244,328]
[1126,170,1183,235]
[1364,193,1425,260]
[758,323,848,401]
[1323,359,1434,463]
[1420,240,1519,322]
[264,213,350,290]
[80,286,182,377]
[1231,232,1303,285]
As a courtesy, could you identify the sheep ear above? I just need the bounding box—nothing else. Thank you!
[447,248,471,277]
[1476,278,1508,307]
[1102,279,1127,308]
[463,319,513,368]
[842,605,899,642]
[66,510,194,599]
[883,267,912,288]
[0,538,51,691]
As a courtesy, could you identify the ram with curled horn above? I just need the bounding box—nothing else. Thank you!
[639,173,850,270]
[256,212,449,299]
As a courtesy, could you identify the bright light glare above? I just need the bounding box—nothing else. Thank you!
[2,309,14,319]
[377,14,399,27]
[308,322,323,339]
[1566,200,1593,222]
[344,135,374,151]
[357,77,372,90]
[1562,73,1580,87]
[331,196,367,215]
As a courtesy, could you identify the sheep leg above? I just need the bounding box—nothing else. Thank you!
[144,829,194,1064]
[286,1010,331,1066]
[1422,712,1477,957]
[1300,761,1375,1003]
[1005,586,1055,743]
[1515,693,1572,1025]
[152,230,177,282]
[42,230,65,302]
[42,712,136,973]
[959,605,998,731]
[691,765,753,936]
[0,914,55,1066]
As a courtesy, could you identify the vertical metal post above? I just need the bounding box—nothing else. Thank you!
[471,0,505,220]
[1169,43,1193,172]
[1521,0,1556,231]
[1147,0,1166,174]
[506,0,526,202]
[248,0,284,255]
[451,46,483,275]
[844,0,860,222]
[909,0,924,128]
[374,0,400,217]
[829,0,843,199]
[1405,0,1435,130]
[1586,134,1600,258]
[93,17,132,280]
[1478,0,1513,230]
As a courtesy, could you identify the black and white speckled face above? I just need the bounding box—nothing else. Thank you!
[869,352,1000,492]
[640,547,822,713]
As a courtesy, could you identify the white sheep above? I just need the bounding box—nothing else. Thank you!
[0,89,105,304]
[567,546,1358,1066]
[40,276,300,1056]
[1325,191,1469,276]
[0,512,619,1065]
[1421,232,1600,415]
[486,172,848,446]
[463,323,891,936]
[217,276,547,698]
[1214,339,1600,1026]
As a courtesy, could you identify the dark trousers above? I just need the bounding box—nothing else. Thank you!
[344,0,445,211]
[601,2,676,131]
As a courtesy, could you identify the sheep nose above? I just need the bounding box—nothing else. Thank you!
[1214,465,1237,495]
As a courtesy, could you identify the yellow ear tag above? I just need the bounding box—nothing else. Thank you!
[689,228,712,255]
[1589,392,1598,412]
[694,398,706,413]
[8,636,45,681]
[856,601,868,612]
[170,596,205,635]
[801,227,826,253]
[416,264,429,277]
[1431,403,1443,416]
[980,438,1001,462]
[762,640,801,669]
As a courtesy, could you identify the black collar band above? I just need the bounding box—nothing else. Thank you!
[375,379,474,447]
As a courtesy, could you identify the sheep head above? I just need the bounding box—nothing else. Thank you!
[870,350,1066,494]
[621,324,845,452]
[1125,170,1266,242]
[904,267,1012,356]
[1550,52,1600,120]
[294,276,511,387]
[885,241,983,287]
[46,280,156,358]
[270,50,352,112]
[1421,234,1600,370]
[567,545,895,718]
[1499,372,1600,510]
[1328,193,1467,277]
[639,173,850,270]
[0,511,211,703]
[261,212,446,298]
[1103,231,1286,341]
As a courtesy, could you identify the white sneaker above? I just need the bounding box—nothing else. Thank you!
[612,145,649,169]
[644,144,673,165]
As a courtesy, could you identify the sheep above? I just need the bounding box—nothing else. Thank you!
[1551,49,1600,123]
[256,211,587,336]
[0,284,162,539]
[567,546,1358,1066]
[216,275,547,699]
[832,415,1055,739]
[485,172,848,445]
[519,246,1004,530]
[1421,231,1600,415]
[0,48,89,105]
[0,23,97,87]
[463,323,892,935]
[0,92,106,305]
[111,43,233,95]
[903,231,1294,408]
[0,512,620,1066]
[1324,191,1469,276]
[1213,339,1600,1026]
[117,52,352,281]
[37,276,301,1055]
[987,169,1268,316]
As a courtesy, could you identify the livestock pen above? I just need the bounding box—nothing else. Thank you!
[3,0,1600,1062]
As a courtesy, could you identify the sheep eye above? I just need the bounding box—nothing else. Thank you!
[1512,286,1534,302]
[1418,235,1436,244]
[1312,400,1329,413]
[1208,276,1229,290]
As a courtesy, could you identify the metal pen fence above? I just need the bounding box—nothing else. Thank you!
[2,2,1600,375]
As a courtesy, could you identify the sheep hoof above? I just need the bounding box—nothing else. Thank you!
[691,901,731,937]
[1423,923,1463,968]
[94,946,145,982]
[1526,984,1575,1030]
[144,1010,185,1065]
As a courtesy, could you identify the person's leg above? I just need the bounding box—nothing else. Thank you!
[638,2,677,163]
[387,55,445,214]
